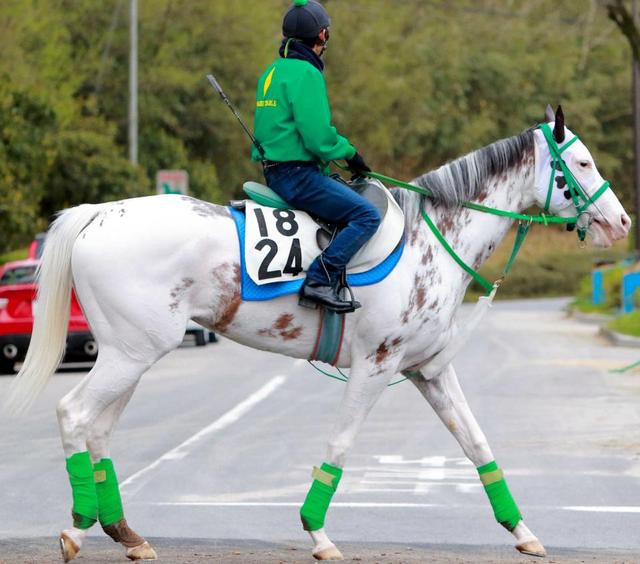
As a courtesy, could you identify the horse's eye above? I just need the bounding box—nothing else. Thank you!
[579,161,591,168]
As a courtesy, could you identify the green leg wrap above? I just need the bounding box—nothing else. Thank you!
[66,451,98,529]
[93,458,124,527]
[300,462,343,531]
[477,460,522,531]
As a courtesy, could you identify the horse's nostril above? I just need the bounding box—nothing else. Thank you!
[621,213,632,229]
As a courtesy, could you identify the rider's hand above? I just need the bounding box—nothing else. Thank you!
[346,152,371,176]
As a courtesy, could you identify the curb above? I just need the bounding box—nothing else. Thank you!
[568,310,614,325]
[599,327,640,348]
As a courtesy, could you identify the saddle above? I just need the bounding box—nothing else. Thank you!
[233,177,405,288]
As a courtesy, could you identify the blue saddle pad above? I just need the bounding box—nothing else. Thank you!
[230,207,404,301]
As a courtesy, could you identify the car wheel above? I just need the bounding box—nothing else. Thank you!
[0,359,16,375]
[208,332,217,343]
[194,330,207,347]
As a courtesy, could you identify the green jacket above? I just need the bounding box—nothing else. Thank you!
[252,58,356,164]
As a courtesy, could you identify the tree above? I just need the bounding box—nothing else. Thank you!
[0,88,55,252]
[607,0,640,60]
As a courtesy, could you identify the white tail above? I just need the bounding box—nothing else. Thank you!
[3,204,103,415]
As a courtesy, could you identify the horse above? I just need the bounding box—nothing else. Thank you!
[4,106,630,562]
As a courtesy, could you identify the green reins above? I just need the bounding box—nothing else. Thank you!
[351,123,612,295]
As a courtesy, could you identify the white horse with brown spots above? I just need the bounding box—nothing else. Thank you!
[4,108,630,561]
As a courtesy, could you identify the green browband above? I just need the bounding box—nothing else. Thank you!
[477,460,522,531]
[300,462,343,531]
[66,451,98,529]
[93,458,124,526]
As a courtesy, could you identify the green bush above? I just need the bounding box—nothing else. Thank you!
[607,311,640,337]
[0,247,28,265]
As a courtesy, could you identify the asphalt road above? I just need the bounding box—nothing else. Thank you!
[1,298,640,563]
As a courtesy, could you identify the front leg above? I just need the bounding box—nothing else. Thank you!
[410,364,546,558]
[303,348,401,561]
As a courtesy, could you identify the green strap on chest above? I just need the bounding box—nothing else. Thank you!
[421,210,494,293]
[93,458,124,526]
[300,462,342,531]
[478,460,522,531]
[421,209,530,295]
[66,451,98,529]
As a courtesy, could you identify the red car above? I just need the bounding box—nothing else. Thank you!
[0,259,97,374]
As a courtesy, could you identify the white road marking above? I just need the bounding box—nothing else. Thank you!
[356,455,478,495]
[152,502,442,508]
[563,506,640,513]
[120,375,287,494]
[150,502,640,514]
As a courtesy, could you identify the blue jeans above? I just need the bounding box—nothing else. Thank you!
[264,164,381,286]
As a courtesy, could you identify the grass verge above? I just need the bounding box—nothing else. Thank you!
[606,311,640,337]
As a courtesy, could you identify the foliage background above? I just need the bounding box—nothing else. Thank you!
[0,0,635,272]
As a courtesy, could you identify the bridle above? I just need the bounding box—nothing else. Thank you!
[342,122,615,294]
[538,122,611,241]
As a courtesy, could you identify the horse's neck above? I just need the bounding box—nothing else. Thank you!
[412,157,536,290]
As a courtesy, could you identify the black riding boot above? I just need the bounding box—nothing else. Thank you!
[299,279,361,313]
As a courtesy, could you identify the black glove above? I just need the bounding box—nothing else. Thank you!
[346,152,371,176]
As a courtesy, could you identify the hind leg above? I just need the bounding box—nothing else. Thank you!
[87,386,156,561]
[56,342,177,562]
[58,386,133,561]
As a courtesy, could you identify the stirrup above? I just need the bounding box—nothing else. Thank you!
[336,271,361,312]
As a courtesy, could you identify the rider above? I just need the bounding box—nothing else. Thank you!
[252,0,380,313]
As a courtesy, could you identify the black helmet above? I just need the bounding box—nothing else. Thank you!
[282,0,331,40]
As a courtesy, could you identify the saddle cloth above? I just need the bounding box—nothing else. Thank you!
[230,178,405,301]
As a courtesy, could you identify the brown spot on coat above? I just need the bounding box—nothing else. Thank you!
[169,277,196,313]
[421,247,433,265]
[281,326,303,340]
[400,274,429,323]
[409,225,420,246]
[375,341,389,364]
[275,313,294,330]
[475,187,489,203]
[213,264,242,332]
[215,293,241,332]
[257,312,303,341]
[439,214,455,236]
[368,336,404,369]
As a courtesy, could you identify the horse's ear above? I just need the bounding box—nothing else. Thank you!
[553,105,565,143]
[545,104,555,123]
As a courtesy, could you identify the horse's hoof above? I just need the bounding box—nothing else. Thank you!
[126,541,157,561]
[516,539,546,557]
[313,544,344,560]
[59,532,80,563]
